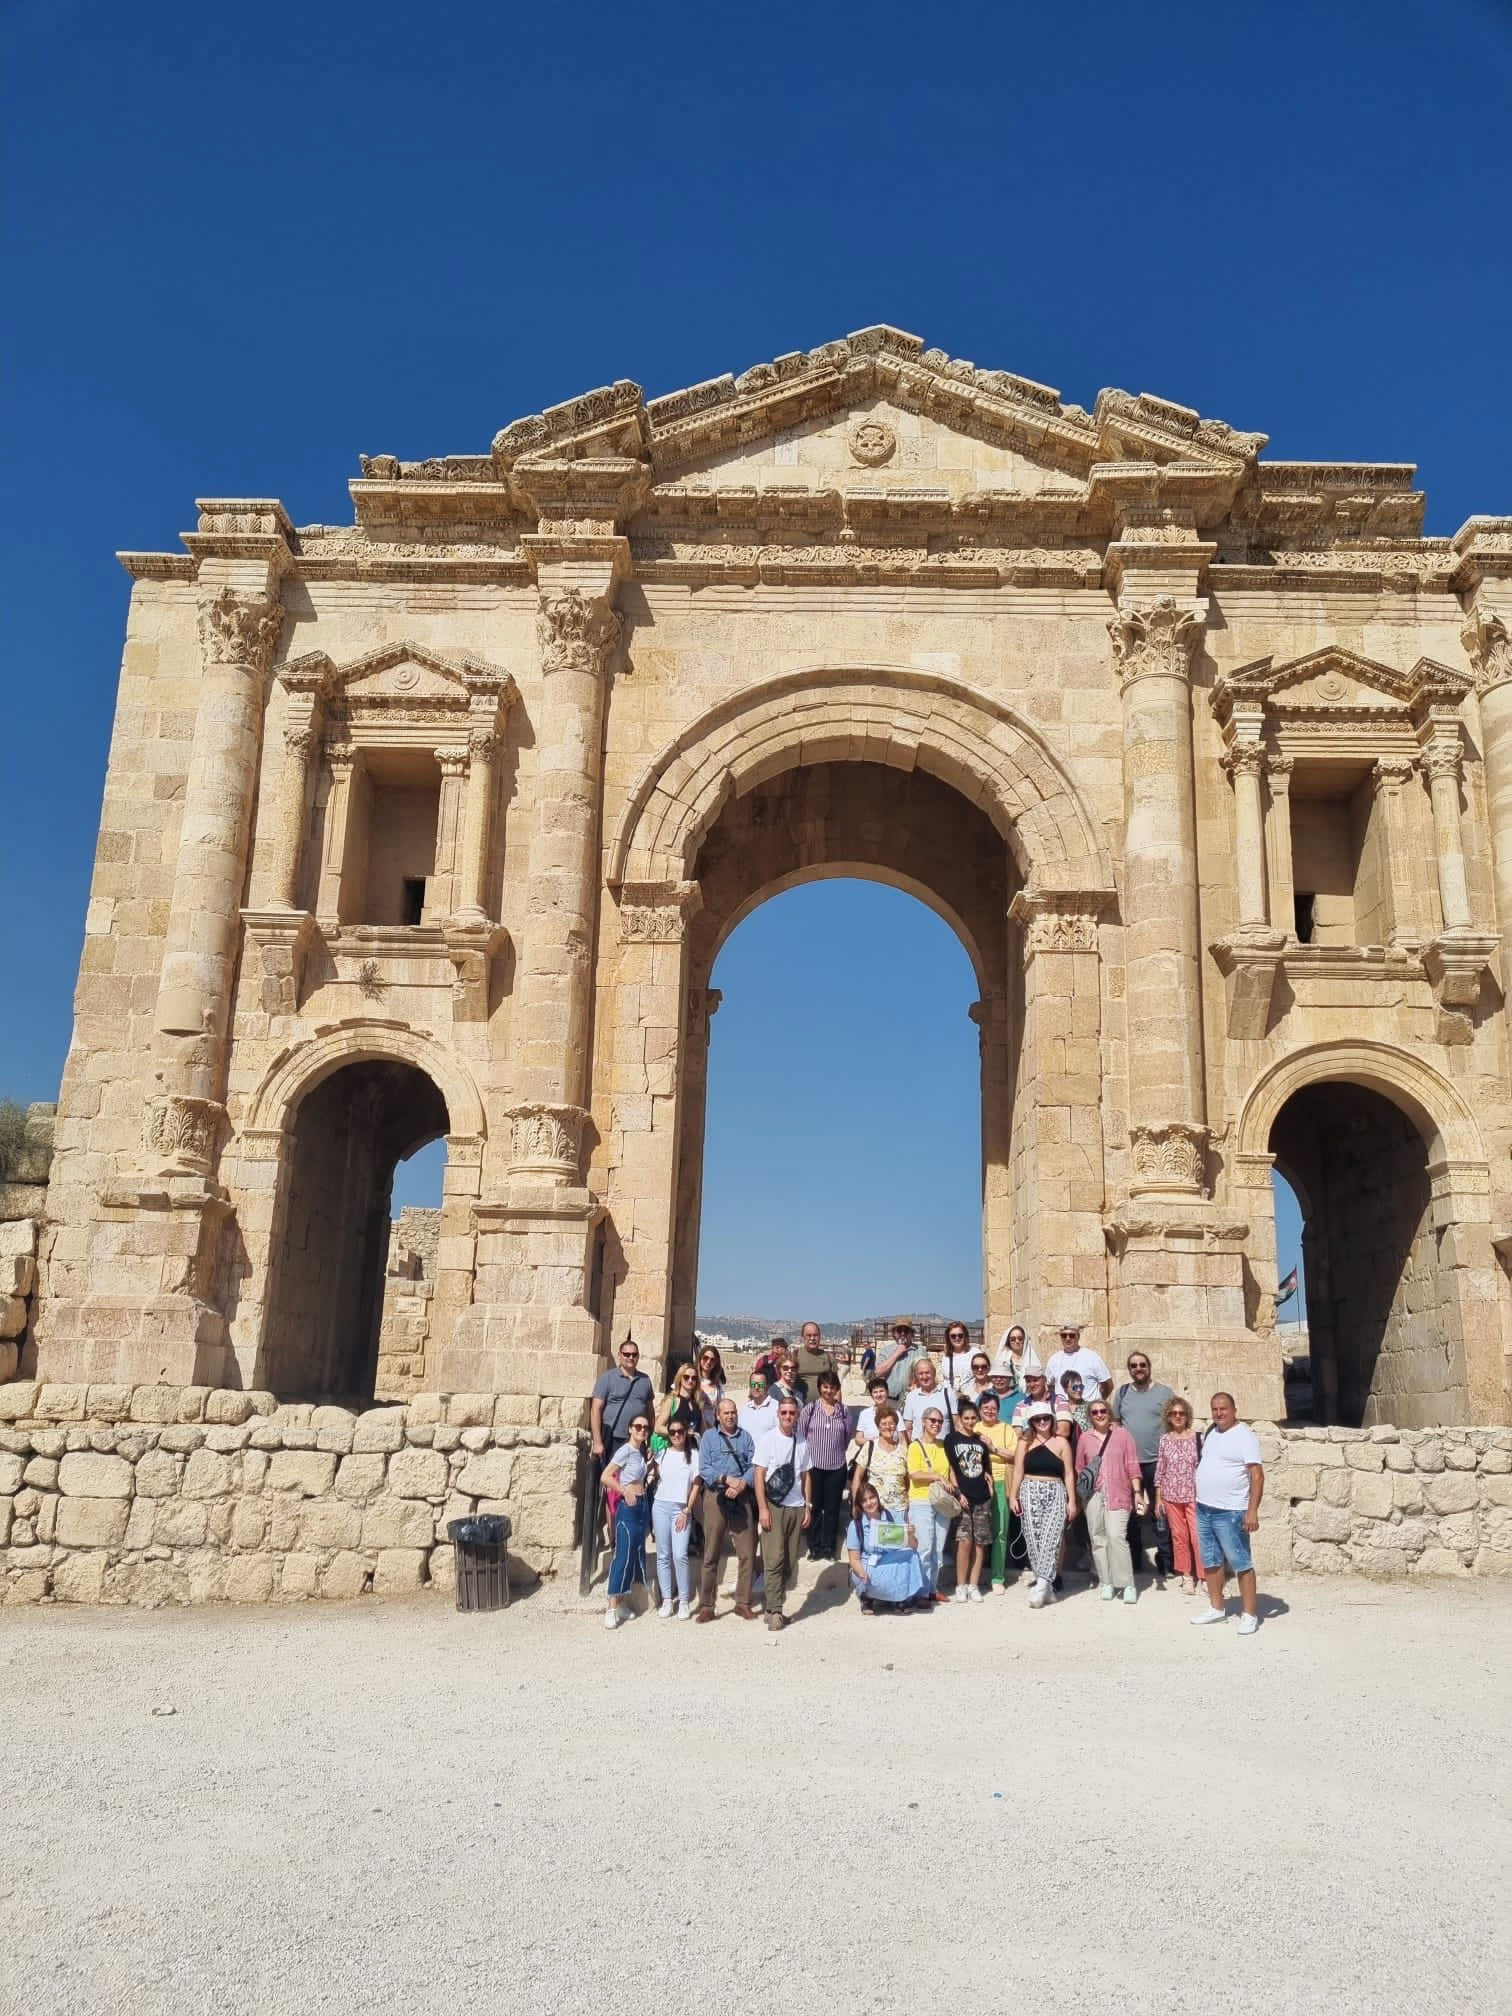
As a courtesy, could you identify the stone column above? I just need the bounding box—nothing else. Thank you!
[1226,742,1269,929]
[432,745,470,917]
[669,981,721,1354]
[1265,755,1296,934]
[267,721,318,910]
[1420,726,1473,931]
[1109,596,1208,1197]
[1466,607,1512,947]
[1371,757,1419,946]
[316,742,359,925]
[454,726,500,924]
[506,573,624,1171]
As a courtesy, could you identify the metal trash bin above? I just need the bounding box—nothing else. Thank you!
[448,1514,510,1613]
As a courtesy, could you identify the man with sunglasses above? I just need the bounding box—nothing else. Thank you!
[876,1316,924,1403]
[1113,1351,1175,1583]
[591,1338,655,1469]
[1045,1322,1112,1404]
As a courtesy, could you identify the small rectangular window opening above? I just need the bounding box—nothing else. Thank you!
[401,877,426,927]
[1294,893,1316,944]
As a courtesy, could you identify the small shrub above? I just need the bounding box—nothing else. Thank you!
[0,1101,29,1183]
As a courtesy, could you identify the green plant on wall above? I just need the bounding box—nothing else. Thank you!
[0,1101,30,1183]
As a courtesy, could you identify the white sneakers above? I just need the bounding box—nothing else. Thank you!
[1122,1586,1138,1606]
[1027,1581,1047,1608]
[677,1600,692,1621]
[954,1585,970,1603]
[1100,1584,1115,1600]
[1190,1605,1227,1626]
[658,1596,677,1619]
[967,1584,984,1603]
[603,1606,624,1630]
[1237,1612,1259,1636]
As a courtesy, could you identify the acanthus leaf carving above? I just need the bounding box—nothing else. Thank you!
[1108,596,1202,689]
[1463,606,1512,696]
[1129,1121,1207,1196]
[143,1093,224,1176]
[506,1101,590,1181]
[537,586,622,674]
[618,880,703,944]
[198,587,283,674]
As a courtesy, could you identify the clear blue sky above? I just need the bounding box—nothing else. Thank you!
[4,1,1508,1314]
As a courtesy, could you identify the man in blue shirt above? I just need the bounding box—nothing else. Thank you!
[696,1396,758,1622]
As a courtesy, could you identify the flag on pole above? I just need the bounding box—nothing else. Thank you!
[1276,1267,1299,1306]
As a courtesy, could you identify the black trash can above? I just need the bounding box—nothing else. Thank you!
[448,1515,510,1613]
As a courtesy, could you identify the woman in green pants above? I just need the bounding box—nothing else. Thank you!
[976,1390,1022,1588]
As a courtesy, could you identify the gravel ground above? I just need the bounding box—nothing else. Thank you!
[4,1568,1509,2016]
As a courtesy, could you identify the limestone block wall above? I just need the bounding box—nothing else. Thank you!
[1,1379,1508,1605]
[0,1382,583,1608]
[375,1208,441,1399]
[0,1102,55,1379]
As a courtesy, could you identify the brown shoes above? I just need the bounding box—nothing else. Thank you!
[734,1603,759,1621]
[695,1607,716,1623]
[765,1613,785,1632]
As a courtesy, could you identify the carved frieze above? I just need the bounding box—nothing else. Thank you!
[1008,889,1108,961]
[619,880,703,944]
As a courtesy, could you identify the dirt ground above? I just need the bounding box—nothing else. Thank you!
[4,1568,1509,2016]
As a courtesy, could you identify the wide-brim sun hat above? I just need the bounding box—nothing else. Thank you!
[892,1315,915,1330]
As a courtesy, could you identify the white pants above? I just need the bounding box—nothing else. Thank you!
[1086,1494,1133,1590]
[652,1496,692,1603]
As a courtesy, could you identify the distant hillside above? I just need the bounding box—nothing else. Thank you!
[695,1312,974,1346]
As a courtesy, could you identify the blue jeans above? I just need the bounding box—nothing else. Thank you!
[1196,1503,1253,1576]
[608,1495,650,1598]
[907,1501,946,1594]
[652,1495,692,1604]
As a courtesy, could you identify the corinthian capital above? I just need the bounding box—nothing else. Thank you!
[537,586,622,674]
[1221,743,1267,781]
[1108,596,1203,690]
[1463,606,1512,696]
[198,586,283,674]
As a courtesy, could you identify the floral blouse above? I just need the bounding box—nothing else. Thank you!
[1154,1431,1200,1504]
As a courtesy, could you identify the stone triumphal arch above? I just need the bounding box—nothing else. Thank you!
[30,326,1512,1446]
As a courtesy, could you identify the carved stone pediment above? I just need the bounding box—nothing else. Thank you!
[1214,646,1472,725]
[285,641,516,715]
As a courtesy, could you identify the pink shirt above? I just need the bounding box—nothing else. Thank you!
[1077,1425,1141,1510]
[1154,1432,1200,1505]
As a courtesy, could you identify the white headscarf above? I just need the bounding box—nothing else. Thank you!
[993,1322,1043,1380]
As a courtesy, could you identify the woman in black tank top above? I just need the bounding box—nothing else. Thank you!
[1010,1406,1075,1606]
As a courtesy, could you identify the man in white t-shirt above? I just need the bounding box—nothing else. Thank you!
[1191,1392,1266,1636]
[1045,1323,1112,1402]
[754,1395,813,1632]
[737,1370,779,1443]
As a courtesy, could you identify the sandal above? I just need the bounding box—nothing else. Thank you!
[859,1598,877,1616]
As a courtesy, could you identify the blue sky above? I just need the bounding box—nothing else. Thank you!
[5,0,1508,1314]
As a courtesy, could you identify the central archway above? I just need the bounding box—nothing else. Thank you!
[597,665,1115,1376]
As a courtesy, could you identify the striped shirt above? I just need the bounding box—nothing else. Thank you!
[797,1397,852,1470]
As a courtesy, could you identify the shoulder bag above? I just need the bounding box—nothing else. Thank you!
[763,1435,798,1505]
[1075,1432,1109,1506]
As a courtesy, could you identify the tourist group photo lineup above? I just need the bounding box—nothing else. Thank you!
[591,1317,1267,1635]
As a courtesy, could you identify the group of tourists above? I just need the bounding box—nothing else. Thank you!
[589,1317,1266,1638]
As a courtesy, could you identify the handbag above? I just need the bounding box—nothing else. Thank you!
[928,1479,961,1519]
[1075,1433,1109,1506]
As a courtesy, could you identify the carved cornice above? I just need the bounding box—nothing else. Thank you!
[198,587,283,675]
[1008,887,1111,957]
[1108,597,1203,691]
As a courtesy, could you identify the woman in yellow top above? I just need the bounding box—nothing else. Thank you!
[905,1404,958,1601]
[975,1390,1020,1592]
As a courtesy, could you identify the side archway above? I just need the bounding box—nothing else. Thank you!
[607,664,1113,896]
[241,1018,486,1147]
[1234,1041,1499,1427]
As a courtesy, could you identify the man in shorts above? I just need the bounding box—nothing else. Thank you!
[1190,1391,1265,1637]
[944,1399,994,1603]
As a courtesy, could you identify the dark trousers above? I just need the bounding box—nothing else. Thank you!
[807,1465,848,1559]
[1128,1462,1172,1576]
[698,1492,756,1611]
